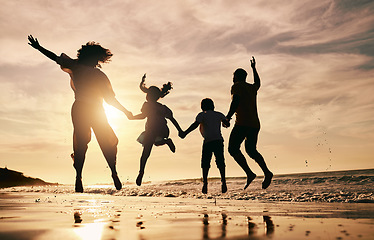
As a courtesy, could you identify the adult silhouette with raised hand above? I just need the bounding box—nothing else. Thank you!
[226,56,273,190]
[28,35,132,193]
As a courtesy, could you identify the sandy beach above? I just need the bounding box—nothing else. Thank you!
[0,189,373,240]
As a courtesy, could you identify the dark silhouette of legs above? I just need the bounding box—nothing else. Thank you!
[165,138,176,152]
[72,102,122,192]
[219,167,227,193]
[72,102,92,193]
[228,126,256,189]
[137,139,153,186]
[202,168,209,194]
[244,128,273,189]
[93,109,122,190]
[154,138,175,153]
[201,141,213,194]
[212,140,227,193]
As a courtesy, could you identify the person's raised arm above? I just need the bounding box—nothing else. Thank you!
[251,56,260,90]
[28,35,58,62]
[139,73,148,93]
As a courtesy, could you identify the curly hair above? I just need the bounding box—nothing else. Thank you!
[77,41,113,68]
[160,82,172,98]
[146,82,173,102]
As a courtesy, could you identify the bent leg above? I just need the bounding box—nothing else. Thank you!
[136,143,153,186]
[245,128,273,189]
[201,142,213,194]
[72,129,91,179]
[212,140,227,193]
[202,168,209,194]
[92,110,121,190]
[136,132,155,186]
[228,126,256,189]
[71,102,92,192]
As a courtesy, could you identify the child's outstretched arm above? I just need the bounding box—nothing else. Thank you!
[128,112,146,120]
[169,116,183,134]
[28,35,58,62]
[222,118,230,128]
[165,109,183,134]
[105,97,133,119]
[180,121,199,139]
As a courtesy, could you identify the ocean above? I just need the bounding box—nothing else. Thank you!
[2,169,373,203]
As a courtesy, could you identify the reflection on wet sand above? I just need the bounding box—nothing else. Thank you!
[263,216,274,236]
[203,213,275,239]
[72,210,118,240]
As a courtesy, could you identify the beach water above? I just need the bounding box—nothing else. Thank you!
[1,169,373,239]
[7,169,374,203]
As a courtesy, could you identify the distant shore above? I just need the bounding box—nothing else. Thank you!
[0,167,57,188]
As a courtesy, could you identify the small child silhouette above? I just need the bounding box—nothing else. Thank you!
[128,74,183,186]
[180,98,230,194]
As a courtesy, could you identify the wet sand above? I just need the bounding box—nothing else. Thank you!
[0,191,373,240]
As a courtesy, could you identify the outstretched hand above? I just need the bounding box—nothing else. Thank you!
[250,56,256,69]
[178,130,186,139]
[222,118,230,128]
[124,110,133,120]
[141,73,146,83]
[28,35,40,49]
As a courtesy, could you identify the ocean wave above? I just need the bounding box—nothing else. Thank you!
[2,169,373,204]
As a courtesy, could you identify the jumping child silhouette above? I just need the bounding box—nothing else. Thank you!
[127,74,183,186]
[27,35,131,193]
[179,98,230,194]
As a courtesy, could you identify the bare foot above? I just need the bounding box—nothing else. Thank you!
[166,138,176,153]
[244,173,256,190]
[202,183,208,194]
[136,171,144,186]
[221,182,227,193]
[75,177,83,193]
[112,174,122,190]
[262,172,273,189]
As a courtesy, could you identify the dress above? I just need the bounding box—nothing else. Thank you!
[137,101,173,145]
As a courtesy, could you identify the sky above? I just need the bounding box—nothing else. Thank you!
[1,0,373,185]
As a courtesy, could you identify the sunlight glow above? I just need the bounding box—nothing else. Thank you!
[103,103,123,131]
[73,222,106,240]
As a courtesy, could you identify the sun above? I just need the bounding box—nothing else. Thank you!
[103,103,123,130]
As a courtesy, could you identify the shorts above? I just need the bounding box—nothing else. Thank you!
[201,139,225,169]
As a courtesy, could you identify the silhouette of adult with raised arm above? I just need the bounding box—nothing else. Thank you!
[226,57,273,190]
[28,35,131,193]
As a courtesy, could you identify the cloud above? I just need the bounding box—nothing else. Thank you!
[1,0,374,182]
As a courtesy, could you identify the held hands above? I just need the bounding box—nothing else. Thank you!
[28,35,41,49]
[124,110,133,120]
[178,130,186,139]
[250,56,256,69]
[222,118,230,128]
